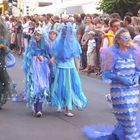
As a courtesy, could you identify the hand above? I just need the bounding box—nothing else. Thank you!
[132,74,139,85]
[36,56,44,62]
[49,57,55,64]
[0,44,5,49]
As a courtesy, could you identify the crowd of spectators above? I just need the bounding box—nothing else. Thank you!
[1,10,140,75]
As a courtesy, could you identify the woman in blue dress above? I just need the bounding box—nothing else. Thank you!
[23,29,51,117]
[83,28,140,139]
[50,22,87,117]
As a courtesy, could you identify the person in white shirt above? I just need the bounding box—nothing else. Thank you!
[22,17,31,48]
[42,16,52,42]
[4,16,11,30]
[83,31,96,74]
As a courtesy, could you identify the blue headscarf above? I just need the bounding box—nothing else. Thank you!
[53,22,81,62]
[23,31,51,73]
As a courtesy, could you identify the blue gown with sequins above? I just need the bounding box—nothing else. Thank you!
[83,45,140,140]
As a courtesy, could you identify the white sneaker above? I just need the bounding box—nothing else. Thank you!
[105,94,112,103]
[65,112,74,117]
[36,111,42,118]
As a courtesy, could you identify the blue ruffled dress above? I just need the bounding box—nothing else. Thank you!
[83,45,140,140]
[23,37,51,110]
[51,23,87,111]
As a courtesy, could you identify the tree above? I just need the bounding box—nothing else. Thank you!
[97,0,140,18]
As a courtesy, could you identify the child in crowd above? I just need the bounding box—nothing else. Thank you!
[83,31,96,74]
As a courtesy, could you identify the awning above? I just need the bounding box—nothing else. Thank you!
[32,0,101,15]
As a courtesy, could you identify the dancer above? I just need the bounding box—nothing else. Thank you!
[83,28,140,140]
[0,21,16,109]
[47,30,58,85]
[50,22,87,117]
[23,29,51,117]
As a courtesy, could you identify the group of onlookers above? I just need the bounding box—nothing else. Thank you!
[1,10,140,76]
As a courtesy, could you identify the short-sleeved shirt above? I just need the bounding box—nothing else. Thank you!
[87,39,96,54]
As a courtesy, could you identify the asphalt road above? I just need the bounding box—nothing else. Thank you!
[0,56,139,140]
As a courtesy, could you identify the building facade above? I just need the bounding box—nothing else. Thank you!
[0,0,9,15]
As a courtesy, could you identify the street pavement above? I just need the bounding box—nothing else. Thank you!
[0,56,139,140]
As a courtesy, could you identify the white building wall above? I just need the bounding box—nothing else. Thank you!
[18,0,101,15]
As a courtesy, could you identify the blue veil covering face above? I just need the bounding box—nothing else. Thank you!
[53,22,81,62]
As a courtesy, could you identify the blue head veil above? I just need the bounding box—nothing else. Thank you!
[23,30,50,72]
[53,22,81,62]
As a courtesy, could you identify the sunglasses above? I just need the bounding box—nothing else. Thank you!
[120,35,132,42]
[112,24,120,28]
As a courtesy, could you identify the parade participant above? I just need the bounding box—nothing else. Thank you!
[48,30,58,49]
[50,22,87,117]
[23,29,51,117]
[83,28,140,140]
[48,30,58,88]
[0,21,16,109]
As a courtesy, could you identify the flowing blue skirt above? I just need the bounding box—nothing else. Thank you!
[24,57,50,109]
[51,67,87,111]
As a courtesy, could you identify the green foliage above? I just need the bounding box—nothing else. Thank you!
[97,0,140,18]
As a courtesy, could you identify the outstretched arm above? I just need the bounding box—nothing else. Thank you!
[101,47,135,86]
[103,70,134,86]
